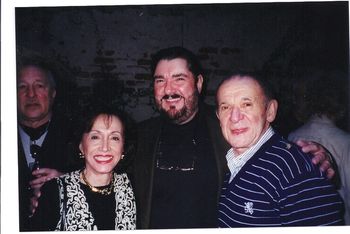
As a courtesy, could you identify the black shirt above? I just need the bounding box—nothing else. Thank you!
[30,178,116,231]
[150,113,219,228]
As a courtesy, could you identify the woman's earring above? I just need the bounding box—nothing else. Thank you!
[121,154,125,160]
[79,152,85,159]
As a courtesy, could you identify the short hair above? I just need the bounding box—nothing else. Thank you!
[216,71,276,105]
[150,46,203,81]
[17,58,56,89]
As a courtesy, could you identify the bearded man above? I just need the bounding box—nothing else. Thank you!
[132,47,335,229]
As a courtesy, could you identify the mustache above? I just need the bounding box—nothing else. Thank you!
[161,94,183,101]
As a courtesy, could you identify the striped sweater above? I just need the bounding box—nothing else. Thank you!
[218,133,344,227]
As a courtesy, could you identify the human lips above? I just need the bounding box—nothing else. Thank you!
[94,155,114,164]
[161,94,182,103]
[25,102,40,108]
[230,127,248,135]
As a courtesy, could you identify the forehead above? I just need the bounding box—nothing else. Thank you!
[217,76,263,101]
[92,114,123,131]
[154,58,190,74]
[18,66,48,83]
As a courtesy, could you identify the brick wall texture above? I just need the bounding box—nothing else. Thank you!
[15,2,349,132]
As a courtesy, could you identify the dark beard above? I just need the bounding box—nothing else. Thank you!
[158,90,199,124]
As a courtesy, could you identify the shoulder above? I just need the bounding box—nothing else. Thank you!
[198,103,220,127]
[137,116,161,131]
[114,173,135,196]
[200,102,217,117]
[114,173,134,187]
[57,170,81,183]
[41,172,74,193]
[262,135,321,178]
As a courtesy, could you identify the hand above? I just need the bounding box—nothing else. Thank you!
[29,168,63,190]
[29,189,41,216]
[295,140,335,179]
[28,168,63,216]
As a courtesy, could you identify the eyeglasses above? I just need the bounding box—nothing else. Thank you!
[30,143,41,171]
[155,138,197,172]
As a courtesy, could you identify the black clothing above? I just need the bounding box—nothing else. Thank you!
[20,121,50,140]
[132,103,229,229]
[18,115,78,231]
[30,178,117,230]
[150,112,219,228]
[30,171,136,231]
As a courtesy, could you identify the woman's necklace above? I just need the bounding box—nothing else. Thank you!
[81,170,114,195]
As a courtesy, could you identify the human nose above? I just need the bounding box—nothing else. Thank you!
[164,80,174,95]
[26,86,36,97]
[230,106,243,123]
[100,137,110,152]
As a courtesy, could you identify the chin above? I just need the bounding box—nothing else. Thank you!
[228,140,249,149]
[26,112,44,119]
[98,170,115,175]
[94,167,115,174]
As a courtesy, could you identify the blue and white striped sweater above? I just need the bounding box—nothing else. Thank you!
[218,133,344,227]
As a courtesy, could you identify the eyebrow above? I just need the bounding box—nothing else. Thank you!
[18,79,47,84]
[241,97,254,101]
[89,130,122,134]
[218,97,254,105]
[153,73,189,79]
[172,73,188,78]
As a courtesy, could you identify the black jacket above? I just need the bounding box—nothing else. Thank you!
[132,103,229,229]
[18,115,79,231]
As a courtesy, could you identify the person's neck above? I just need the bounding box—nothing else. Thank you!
[20,114,52,129]
[83,169,113,187]
[174,108,199,125]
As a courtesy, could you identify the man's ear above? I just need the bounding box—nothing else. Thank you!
[196,75,204,94]
[266,99,278,123]
[51,89,57,99]
[79,143,84,154]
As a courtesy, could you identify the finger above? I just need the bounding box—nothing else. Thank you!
[31,183,45,190]
[32,170,48,177]
[319,160,331,172]
[326,168,335,180]
[311,154,321,165]
[33,189,41,198]
[29,177,46,187]
[30,197,38,208]
[45,176,53,182]
[30,198,38,215]
[31,168,45,174]
[295,139,309,147]
[301,144,318,153]
[46,169,63,178]
[29,177,45,185]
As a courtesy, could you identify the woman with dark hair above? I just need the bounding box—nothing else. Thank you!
[30,107,136,231]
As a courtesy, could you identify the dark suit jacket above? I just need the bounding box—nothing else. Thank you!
[18,115,79,231]
[132,103,229,229]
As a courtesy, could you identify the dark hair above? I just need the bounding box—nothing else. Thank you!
[73,104,135,173]
[216,71,276,105]
[150,46,203,81]
[293,71,347,122]
[17,57,56,89]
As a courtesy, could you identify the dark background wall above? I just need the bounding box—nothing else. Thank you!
[15,1,349,136]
